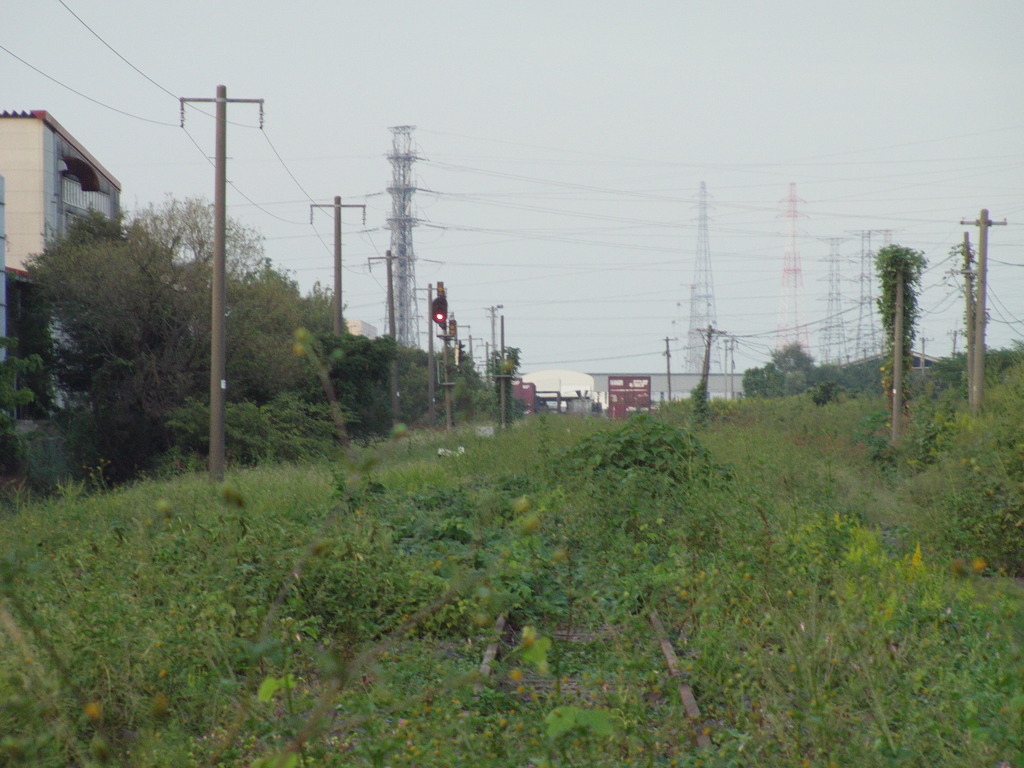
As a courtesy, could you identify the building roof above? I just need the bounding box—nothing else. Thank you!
[0,110,121,191]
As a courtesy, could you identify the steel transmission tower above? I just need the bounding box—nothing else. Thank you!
[776,183,808,351]
[819,237,848,364]
[386,126,420,347]
[849,229,889,360]
[685,182,717,373]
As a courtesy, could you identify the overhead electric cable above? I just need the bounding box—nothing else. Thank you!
[0,43,176,126]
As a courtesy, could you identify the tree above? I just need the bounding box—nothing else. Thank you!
[28,200,315,479]
[30,212,207,477]
[742,344,816,398]
[742,362,785,398]
[0,339,43,471]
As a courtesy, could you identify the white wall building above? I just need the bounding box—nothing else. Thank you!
[0,110,121,271]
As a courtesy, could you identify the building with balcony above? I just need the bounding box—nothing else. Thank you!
[0,110,121,271]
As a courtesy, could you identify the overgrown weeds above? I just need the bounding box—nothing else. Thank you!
[2,388,1024,765]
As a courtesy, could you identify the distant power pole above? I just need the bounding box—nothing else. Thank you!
[664,337,677,401]
[962,232,975,403]
[961,209,1007,413]
[387,126,420,347]
[685,182,717,373]
[311,196,366,335]
[180,85,263,482]
[700,325,716,395]
[486,305,503,378]
[426,284,436,425]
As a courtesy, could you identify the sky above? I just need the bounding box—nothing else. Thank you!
[4,0,1023,377]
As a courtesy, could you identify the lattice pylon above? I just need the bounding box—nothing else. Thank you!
[685,182,717,373]
[819,237,848,365]
[776,182,808,351]
[387,126,420,347]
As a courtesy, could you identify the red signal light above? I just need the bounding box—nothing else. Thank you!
[431,296,448,328]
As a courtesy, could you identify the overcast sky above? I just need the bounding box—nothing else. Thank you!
[4,1,1023,376]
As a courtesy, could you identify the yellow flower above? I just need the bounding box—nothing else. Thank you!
[910,543,923,569]
[85,701,102,722]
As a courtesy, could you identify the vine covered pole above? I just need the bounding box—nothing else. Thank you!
[891,273,905,441]
[876,245,925,443]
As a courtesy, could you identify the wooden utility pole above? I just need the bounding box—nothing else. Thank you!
[664,337,677,401]
[311,196,365,335]
[426,283,436,425]
[385,249,400,425]
[962,232,975,408]
[180,86,263,482]
[961,209,1007,413]
[499,315,507,429]
[443,319,454,432]
[891,273,905,442]
[700,325,714,395]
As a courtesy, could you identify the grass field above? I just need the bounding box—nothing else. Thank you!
[2,391,1024,767]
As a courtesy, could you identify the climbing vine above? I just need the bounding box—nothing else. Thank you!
[875,244,926,411]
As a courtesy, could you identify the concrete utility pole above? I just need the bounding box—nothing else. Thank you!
[961,209,1007,413]
[180,85,264,482]
[664,337,677,401]
[310,196,366,335]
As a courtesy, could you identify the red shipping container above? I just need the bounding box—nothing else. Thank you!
[608,376,651,420]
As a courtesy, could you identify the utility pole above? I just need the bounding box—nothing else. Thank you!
[426,284,436,425]
[486,305,503,380]
[891,273,905,442]
[386,250,399,424]
[962,232,975,407]
[180,85,264,482]
[723,335,736,399]
[368,250,402,424]
[700,325,715,395]
[961,209,1007,413]
[443,315,454,431]
[664,337,677,401]
[310,196,365,335]
[499,315,507,428]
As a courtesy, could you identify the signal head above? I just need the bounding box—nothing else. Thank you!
[431,295,448,328]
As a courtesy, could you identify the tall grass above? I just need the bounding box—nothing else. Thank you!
[2,393,1024,766]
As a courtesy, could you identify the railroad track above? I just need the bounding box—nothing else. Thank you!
[474,608,711,750]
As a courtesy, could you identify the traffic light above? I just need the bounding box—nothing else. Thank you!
[431,295,448,328]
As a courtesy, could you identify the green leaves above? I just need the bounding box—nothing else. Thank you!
[545,705,614,740]
[257,674,296,703]
[563,414,726,490]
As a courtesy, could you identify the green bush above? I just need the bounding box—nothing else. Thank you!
[562,413,728,492]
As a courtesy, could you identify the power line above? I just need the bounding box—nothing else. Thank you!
[57,0,177,100]
[0,43,177,126]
